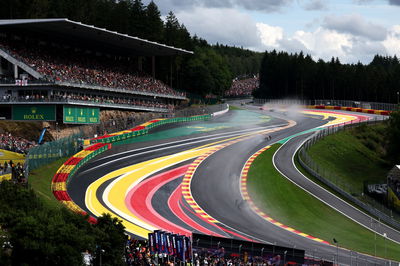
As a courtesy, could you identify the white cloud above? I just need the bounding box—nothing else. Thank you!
[291,28,353,60]
[168,4,399,64]
[383,25,400,56]
[256,23,284,48]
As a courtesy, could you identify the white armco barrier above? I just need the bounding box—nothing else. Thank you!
[212,104,229,117]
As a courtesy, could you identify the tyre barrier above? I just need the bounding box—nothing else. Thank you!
[306,105,391,116]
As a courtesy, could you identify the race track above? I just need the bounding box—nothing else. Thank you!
[68,104,399,265]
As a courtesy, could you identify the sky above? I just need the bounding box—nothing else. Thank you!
[143,0,400,64]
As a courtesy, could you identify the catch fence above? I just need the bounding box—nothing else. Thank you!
[298,117,400,230]
[255,98,398,111]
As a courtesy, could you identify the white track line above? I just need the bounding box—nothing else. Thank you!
[80,124,288,174]
[99,125,286,160]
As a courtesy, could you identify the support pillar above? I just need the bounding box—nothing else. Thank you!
[152,56,155,79]
[170,56,173,88]
[14,64,18,79]
[138,56,143,72]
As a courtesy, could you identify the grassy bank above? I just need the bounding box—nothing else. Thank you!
[247,144,400,260]
[28,157,68,209]
[307,123,390,195]
[229,105,243,110]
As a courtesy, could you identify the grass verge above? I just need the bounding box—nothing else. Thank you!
[28,157,68,209]
[247,144,400,260]
[307,124,390,195]
[229,105,244,110]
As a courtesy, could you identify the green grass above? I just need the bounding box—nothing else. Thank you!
[28,157,68,209]
[229,105,243,110]
[307,124,390,195]
[247,144,400,260]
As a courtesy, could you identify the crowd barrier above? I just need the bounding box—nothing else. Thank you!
[298,120,400,231]
[0,173,11,181]
[306,105,391,116]
[52,113,213,222]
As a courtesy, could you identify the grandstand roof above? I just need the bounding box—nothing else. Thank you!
[0,18,193,56]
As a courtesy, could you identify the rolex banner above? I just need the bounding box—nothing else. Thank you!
[12,105,56,121]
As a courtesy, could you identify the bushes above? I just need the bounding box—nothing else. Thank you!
[0,181,126,266]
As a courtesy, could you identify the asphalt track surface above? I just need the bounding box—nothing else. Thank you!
[68,105,399,265]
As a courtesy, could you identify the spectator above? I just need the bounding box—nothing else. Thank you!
[0,132,36,154]
[225,76,259,97]
[0,39,186,98]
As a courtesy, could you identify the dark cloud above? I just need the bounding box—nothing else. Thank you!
[303,0,328,10]
[145,0,294,14]
[389,0,400,5]
[323,14,387,41]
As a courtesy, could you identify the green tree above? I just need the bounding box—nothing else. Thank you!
[184,47,232,96]
[92,213,126,266]
[144,1,164,42]
[129,0,146,38]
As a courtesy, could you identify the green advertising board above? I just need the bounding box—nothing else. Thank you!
[12,105,56,121]
[63,106,100,124]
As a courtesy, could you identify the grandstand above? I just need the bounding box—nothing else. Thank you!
[0,19,192,124]
[225,75,259,97]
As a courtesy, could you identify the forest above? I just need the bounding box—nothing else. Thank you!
[0,0,262,97]
[2,0,400,102]
[254,51,400,104]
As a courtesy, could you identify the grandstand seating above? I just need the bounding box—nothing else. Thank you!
[0,38,185,99]
[225,76,259,97]
[0,91,174,111]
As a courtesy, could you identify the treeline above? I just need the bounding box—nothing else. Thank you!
[0,0,262,97]
[0,181,126,265]
[254,51,400,103]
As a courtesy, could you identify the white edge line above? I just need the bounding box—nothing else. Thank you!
[271,135,400,261]
[80,124,289,173]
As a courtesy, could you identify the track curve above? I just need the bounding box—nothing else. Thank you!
[68,106,399,265]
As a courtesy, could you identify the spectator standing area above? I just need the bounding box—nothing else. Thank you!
[0,19,192,125]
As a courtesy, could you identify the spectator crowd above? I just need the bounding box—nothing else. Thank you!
[0,39,185,98]
[225,76,259,97]
[1,92,174,111]
[119,236,320,266]
[122,238,286,266]
[0,132,36,154]
[0,160,25,183]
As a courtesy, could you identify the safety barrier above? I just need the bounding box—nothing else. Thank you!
[306,105,391,116]
[86,114,211,145]
[52,113,213,220]
[51,142,111,223]
[298,120,400,231]
[0,173,11,182]
[255,98,398,112]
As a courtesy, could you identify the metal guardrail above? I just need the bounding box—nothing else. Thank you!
[255,98,398,111]
[297,118,400,231]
